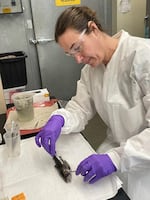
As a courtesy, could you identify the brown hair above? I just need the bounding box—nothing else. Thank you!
[55,6,103,42]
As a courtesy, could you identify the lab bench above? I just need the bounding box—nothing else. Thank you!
[0,106,130,200]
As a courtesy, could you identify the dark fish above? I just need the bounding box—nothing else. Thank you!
[53,155,72,183]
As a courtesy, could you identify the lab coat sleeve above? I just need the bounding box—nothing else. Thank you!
[119,97,150,172]
[108,127,150,172]
[108,95,150,171]
[51,65,96,134]
[108,42,150,172]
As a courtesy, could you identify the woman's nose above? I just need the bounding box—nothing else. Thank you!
[74,54,84,64]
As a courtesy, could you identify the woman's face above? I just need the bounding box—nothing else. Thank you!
[58,26,108,67]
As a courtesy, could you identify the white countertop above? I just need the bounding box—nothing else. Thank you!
[0,133,122,200]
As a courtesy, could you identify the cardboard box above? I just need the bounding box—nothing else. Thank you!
[0,76,6,114]
[4,86,26,104]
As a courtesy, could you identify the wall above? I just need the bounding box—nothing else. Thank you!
[112,0,146,37]
[0,0,113,103]
[0,0,41,91]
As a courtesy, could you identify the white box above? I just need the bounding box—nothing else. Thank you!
[7,88,50,104]
[22,88,50,103]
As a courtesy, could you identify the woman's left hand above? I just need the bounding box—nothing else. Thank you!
[76,154,117,184]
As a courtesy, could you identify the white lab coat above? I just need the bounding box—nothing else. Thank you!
[52,30,150,200]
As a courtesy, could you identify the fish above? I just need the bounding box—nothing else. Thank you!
[53,155,72,183]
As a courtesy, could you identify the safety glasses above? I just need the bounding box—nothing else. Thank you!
[65,29,87,57]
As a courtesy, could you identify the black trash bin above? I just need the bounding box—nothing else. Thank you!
[0,51,27,89]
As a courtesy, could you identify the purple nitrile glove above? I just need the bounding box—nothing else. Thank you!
[35,115,64,156]
[76,154,116,184]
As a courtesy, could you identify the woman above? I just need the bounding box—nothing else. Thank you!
[35,6,150,200]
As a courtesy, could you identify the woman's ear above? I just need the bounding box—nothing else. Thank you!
[87,21,99,34]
